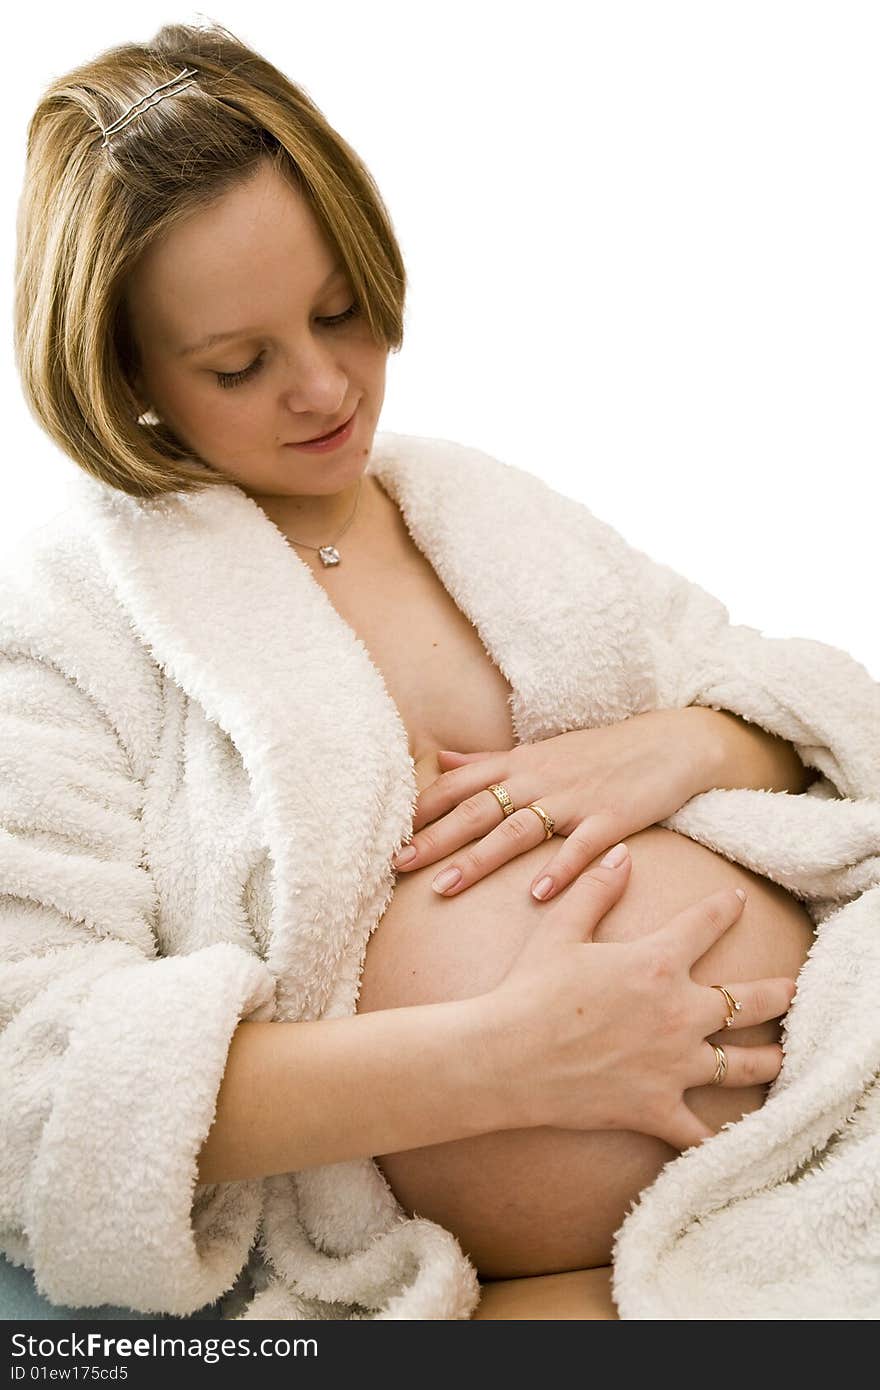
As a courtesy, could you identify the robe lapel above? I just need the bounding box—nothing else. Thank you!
[79,448,409,1020]
[369,432,646,738]
[75,430,640,1019]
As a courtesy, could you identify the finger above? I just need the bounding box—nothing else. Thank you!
[401,786,513,873]
[691,1040,785,1091]
[528,815,622,901]
[436,749,494,766]
[429,805,553,896]
[699,977,797,1037]
[650,887,748,965]
[407,762,507,838]
[655,1102,717,1153]
[539,843,632,945]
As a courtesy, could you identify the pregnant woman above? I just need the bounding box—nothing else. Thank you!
[6,25,851,1322]
[287,459,815,1281]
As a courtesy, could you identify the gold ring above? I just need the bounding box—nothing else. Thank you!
[709,1043,728,1086]
[711,983,743,1029]
[523,803,555,840]
[487,783,516,818]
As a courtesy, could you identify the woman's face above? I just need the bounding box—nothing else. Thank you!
[124,159,388,517]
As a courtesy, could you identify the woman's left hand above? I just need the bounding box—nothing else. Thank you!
[392,707,722,900]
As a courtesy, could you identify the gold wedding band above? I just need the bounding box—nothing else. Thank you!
[487,783,516,818]
[709,1043,728,1086]
[711,983,743,1029]
[523,803,555,840]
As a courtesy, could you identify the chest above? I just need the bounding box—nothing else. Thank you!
[306,532,516,766]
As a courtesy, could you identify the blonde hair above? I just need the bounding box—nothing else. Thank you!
[14,21,407,497]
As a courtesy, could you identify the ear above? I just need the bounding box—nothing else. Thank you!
[130,376,159,426]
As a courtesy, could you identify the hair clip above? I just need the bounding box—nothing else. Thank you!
[101,67,198,147]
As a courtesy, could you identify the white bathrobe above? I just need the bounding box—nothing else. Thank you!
[1,431,878,1320]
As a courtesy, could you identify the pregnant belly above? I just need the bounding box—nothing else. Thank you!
[356,824,815,1279]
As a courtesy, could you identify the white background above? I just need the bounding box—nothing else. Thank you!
[3,3,878,678]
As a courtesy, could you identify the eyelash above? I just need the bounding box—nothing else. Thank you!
[214,302,361,389]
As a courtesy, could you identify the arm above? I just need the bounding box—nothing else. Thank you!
[0,652,277,1314]
[196,1004,505,1186]
[488,448,871,803]
[620,532,880,803]
[682,705,817,796]
[0,648,507,1311]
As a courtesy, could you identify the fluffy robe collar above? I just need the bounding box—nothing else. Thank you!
[70,430,651,1022]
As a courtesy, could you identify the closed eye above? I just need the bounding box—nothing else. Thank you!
[214,302,362,389]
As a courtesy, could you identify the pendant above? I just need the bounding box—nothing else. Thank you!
[318,545,341,566]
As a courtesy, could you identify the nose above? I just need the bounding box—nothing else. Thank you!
[278,339,349,418]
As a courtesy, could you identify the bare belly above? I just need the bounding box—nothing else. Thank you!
[356,823,815,1279]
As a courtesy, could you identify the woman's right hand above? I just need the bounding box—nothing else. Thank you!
[483,844,797,1152]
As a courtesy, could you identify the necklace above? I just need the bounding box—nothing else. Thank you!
[285,476,363,566]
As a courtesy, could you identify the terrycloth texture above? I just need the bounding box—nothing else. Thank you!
[0,431,877,1320]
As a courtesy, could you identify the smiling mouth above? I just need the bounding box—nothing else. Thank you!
[297,409,356,444]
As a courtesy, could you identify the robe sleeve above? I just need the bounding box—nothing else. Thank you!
[602,529,880,1317]
[0,652,277,1316]
[616,529,880,804]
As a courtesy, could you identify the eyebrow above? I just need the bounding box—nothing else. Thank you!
[176,262,346,358]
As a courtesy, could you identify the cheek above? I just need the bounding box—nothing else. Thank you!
[351,337,388,383]
[163,383,272,462]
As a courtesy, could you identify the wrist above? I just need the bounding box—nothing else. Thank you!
[467,989,542,1128]
[459,991,531,1135]
[677,704,730,795]
[684,704,811,794]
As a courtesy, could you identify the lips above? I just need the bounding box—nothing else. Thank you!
[297,409,355,444]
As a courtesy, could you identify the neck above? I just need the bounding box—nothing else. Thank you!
[255,474,367,550]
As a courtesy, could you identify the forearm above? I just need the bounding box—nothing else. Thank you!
[195,998,507,1186]
[686,705,813,795]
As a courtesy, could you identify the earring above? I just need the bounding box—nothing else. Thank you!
[137,406,161,426]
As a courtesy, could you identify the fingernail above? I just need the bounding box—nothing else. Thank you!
[393,845,417,867]
[532,876,553,900]
[432,867,462,893]
[600,842,628,868]
[735,888,747,902]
